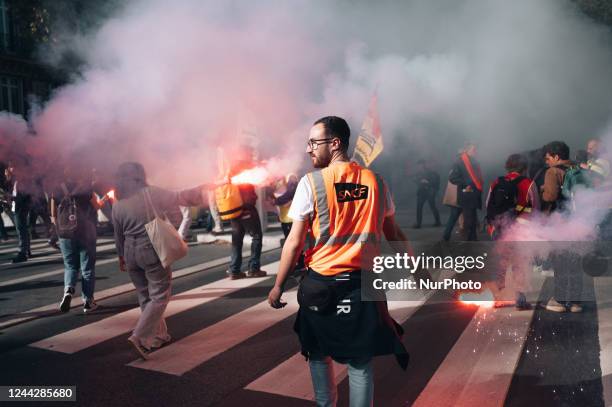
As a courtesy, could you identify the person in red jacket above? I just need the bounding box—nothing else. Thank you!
[486,154,537,235]
[486,154,538,310]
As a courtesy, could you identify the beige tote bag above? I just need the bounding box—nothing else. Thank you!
[143,188,188,268]
[442,181,459,207]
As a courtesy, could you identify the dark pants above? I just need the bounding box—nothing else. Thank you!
[229,207,262,274]
[0,207,9,239]
[599,210,612,241]
[281,222,305,271]
[462,208,478,241]
[15,199,31,255]
[551,250,583,305]
[416,190,440,226]
[28,196,53,237]
[281,222,292,238]
[443,206,462,241]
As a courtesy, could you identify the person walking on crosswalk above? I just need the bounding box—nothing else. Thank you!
[112,162,212,359]
[53,163,110,314]
[268,116,409,407]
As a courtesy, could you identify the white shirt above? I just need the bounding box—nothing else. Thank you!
[288,173,396,222]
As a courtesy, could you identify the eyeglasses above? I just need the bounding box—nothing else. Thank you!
[307,138,334,150]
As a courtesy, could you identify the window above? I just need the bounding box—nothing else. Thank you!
[0,0,12,52]
[0,76,24,114]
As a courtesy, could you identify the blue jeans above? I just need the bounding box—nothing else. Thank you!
[229,207,262,273]
[309,354,373,407]
[59,223,97,301]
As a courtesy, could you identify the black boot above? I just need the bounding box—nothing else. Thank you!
[12,252,28,263]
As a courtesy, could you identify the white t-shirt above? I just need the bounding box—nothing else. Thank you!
[288,174,396,222]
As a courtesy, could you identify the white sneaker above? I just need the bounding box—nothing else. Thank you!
[59,293,72,313]
[83,301,99,314]
[545,298,567,313]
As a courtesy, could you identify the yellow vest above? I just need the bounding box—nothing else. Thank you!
[215,183,243,220]
[278,201,292,223]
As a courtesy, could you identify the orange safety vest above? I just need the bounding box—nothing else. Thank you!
[305,161,387,276]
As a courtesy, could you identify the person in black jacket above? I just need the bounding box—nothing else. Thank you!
[7,160,34,263]
[227,156,267,280]
[413,159,441,228]
[0,161,12,241]
[445,142,483,241]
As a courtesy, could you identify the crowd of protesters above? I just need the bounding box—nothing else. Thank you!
[433,138,611,312]
[0,142,302,361]
[1,131,610,401]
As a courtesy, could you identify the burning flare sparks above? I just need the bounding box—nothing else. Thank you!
[106,189,116,202]
[231,167,270,185]
[458,289,495,308]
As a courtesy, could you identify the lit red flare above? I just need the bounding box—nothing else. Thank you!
[458,289,495,308]
[231,167,270,185]
[106,189,116,202]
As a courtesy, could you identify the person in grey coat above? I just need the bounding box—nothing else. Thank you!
[112,162,213,359]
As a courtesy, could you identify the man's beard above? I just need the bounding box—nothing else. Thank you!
[311,154,330,169]
[313,159,330,169]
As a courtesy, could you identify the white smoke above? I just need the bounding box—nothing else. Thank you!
[1,0,612,191]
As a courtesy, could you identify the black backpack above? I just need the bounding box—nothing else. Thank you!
[56,184,78,239]
[486,176,525,221]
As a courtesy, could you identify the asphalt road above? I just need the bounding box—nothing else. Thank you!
[0,209,611,407]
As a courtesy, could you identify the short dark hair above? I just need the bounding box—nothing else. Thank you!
[313,116,350,152]
[543,141,570,160]
[115,162,148,199]
[505,153,527,173]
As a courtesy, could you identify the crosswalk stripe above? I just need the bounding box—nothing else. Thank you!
[29,261,280,353]
[0,241,55,255]
[595,276,612,407]
[128,286,298,375]
[0,243,116,268]
[0,239,229,287]
[244,293,433,401]
[0,244,277,330]
[0,238,114,255]
[412,277,545,407]
[0,256,116,289]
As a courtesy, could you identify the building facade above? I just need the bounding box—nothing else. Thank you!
[0,0,58,117]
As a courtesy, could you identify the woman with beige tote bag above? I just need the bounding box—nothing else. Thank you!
[111,162,216,359]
